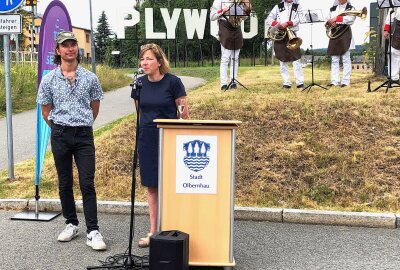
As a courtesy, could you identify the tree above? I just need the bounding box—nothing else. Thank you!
[374,9,387,75]
[95,11,112,63]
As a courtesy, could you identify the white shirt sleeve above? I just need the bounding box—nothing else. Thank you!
[338,5,356,26]
[385,9,400,25]
[210,0,223,21]
[341,8,356,26]
[266,5,279,27]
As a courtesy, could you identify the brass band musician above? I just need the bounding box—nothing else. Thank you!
[210,0,251,90]
[326,0,356,87]
[383,8,400,82]
[266,0,304,89]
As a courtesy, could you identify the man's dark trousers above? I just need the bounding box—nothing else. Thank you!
[50,124,99,233]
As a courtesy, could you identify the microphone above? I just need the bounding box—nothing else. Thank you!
[130,68,143,92]
[136,68,144,75]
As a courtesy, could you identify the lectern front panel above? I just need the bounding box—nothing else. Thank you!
[158,126,234,266]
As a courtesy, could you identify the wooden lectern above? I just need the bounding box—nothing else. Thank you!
[154,119,241,269]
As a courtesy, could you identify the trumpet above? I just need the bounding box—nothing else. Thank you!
[266,26,302,50]
[326,7,368,39]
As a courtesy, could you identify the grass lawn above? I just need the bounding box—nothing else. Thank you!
[2,64,400,213]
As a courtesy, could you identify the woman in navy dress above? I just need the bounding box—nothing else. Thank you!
[132,43,188,248]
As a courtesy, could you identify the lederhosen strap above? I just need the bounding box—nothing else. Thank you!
[327,3,353,56]
[274,2,301,62]
[277,2,299,15]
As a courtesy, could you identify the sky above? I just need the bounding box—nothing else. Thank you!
[33,0,374,49]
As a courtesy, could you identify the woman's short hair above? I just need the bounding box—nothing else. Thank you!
[139,43,170,74]
[53,42,81,65]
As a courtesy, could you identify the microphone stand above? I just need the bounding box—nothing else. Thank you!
[87,71,148,270]
[125,71,143,268]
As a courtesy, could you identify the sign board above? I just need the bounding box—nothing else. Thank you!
[0,0,24,13]
[0,14,21,34]
[176,135,218,194]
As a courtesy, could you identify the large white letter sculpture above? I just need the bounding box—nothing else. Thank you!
[115,7,260,40]
[160,8,181,39]
[146,8,166,39]
[115,8,140,39]
[183,9,208,39]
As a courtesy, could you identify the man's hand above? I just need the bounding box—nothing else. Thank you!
[41,104,52,127]
[221,5,230,14]
[90,100,100,121]
[326,18,337,27]
[384,30,390,39]
[278,22,288,29]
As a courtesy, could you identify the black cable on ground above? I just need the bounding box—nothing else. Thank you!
[88,249,149,270]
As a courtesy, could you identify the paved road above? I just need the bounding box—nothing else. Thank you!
[0,76,205,171]
[1,210,400,270]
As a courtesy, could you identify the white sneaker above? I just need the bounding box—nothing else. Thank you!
[86,230,107,251]
[57,224,79,242]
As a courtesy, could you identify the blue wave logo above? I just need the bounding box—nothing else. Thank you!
[183,140,210,172]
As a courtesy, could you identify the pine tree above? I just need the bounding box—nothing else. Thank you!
[95,11,112,63]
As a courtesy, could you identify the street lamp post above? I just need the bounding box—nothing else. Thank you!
[89,0,96,74]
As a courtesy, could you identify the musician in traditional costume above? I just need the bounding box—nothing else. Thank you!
[383,8,400,82]
[266,0,304,89]
[210,0,251,90]
[326,0,356,87]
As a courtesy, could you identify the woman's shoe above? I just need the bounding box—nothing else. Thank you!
[138,233,153,248]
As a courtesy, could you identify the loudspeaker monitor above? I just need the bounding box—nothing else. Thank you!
[149,230,189,270]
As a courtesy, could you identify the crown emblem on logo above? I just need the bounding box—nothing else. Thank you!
[183,140,210,172]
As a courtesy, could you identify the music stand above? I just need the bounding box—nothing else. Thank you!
[370,0,400,93]
[299,9,328,93]
[222,1,250,91]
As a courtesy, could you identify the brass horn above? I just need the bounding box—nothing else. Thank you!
[266,26,287,41]
[266,26,302,50]
[326,7,368,39]
[286,27,302,50]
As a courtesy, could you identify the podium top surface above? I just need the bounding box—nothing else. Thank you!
[154,119,242,127]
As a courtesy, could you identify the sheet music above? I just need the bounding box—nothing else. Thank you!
[298,10,324,24]
[229,4,244,16]
[378,0,400,8]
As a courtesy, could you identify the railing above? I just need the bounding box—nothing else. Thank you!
[0,51,92,65]
[0,51,38,64]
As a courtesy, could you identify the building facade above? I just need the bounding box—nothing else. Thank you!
[22,14,92,61]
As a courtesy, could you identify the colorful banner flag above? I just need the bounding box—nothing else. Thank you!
[35,0,72,185]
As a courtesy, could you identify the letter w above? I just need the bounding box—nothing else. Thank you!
[183,9,207,39]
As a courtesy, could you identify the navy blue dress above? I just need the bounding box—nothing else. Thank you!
[131,73,186,187]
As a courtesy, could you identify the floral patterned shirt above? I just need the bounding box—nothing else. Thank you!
[37,65,104,127]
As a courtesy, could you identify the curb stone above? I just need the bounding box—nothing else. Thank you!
[0,199,397,229]
[283,209,396,229]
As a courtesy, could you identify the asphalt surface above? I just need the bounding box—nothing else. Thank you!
[0,76,206,171]
[1,210,400,270]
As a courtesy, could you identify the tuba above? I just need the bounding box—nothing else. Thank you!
[228,0,252,28]
[326,7,368,39]
[266,26,303,50]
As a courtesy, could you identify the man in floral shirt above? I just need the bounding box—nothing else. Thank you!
[37,31,106,251]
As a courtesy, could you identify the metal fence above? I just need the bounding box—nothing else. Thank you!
[108,38,274,68]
